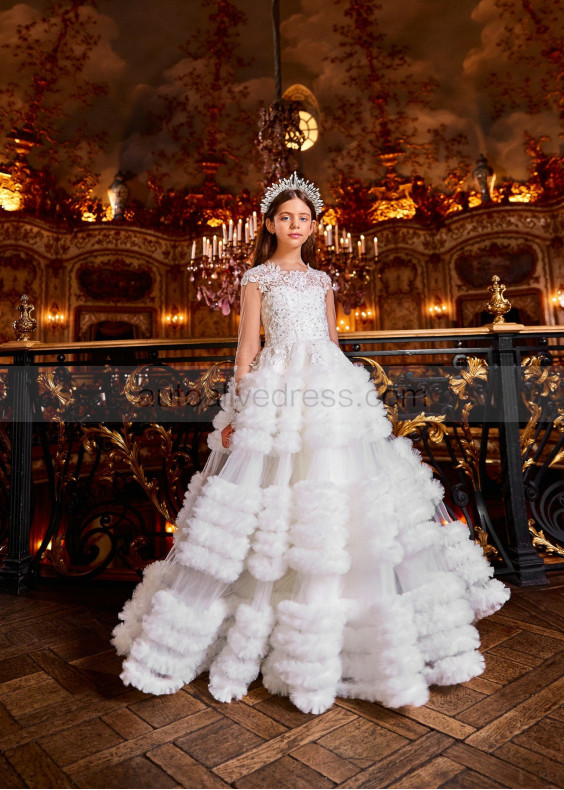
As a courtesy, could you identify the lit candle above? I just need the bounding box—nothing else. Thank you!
[324,230,328,247]
[219,240,223,257]
[245,221,249,244]
[374,236,379,258]
[335,223,339,243]
[347,233,352,251]
[222,223,227,243]
[252,211,257,233]
[213,235,217,256]
[327,225,333,247]
[238,218,243,239]
[229,219,233,241]
[202,237,207,257]
[191,241,196,260]
[360,234,365,254]
[357,240,362,257]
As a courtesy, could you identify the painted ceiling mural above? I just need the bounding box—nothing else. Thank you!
[0,0,561,209]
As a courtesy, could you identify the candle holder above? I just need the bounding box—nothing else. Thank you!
[187,214,258,315]
[429,295,448,320]
[47,302,67,331]
[552,285,564,311]
[317,225,378,314]
[164,305,185,331]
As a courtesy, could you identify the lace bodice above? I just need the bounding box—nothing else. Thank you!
[241,261,332,350]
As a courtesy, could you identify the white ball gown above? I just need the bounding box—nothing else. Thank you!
[112,260,510,715]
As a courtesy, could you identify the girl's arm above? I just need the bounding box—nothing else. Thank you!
[325,285,340,347]
[234,280,262,394]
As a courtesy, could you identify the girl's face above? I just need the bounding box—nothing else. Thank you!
[266,198,315,247]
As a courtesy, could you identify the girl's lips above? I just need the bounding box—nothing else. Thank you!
[289,234,302,238]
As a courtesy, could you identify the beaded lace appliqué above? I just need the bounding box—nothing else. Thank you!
[240,262,334,373]
[241,262,331,294]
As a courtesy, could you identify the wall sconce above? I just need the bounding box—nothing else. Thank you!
[552,286,564,310]
[354,307,373,326]
[165,305,185,330]
[47,302,66,330]
[429,296,448,320]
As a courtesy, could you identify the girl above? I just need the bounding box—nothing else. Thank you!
[112,172,509,715]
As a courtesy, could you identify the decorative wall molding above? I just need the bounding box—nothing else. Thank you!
[0,198,562,342]
[76,309,154,340]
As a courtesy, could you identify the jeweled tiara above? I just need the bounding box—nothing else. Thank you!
[260,171,324,216]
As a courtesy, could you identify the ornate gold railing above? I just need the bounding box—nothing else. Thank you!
[1,307,564,592]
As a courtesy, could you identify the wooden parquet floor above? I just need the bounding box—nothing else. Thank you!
[0,577,563,789]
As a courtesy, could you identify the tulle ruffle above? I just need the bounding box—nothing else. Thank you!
[112,337,510,714]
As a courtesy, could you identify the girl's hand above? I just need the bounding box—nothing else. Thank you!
[221,423,235,448]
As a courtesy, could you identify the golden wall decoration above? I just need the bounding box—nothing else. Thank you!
[0,196,561,345]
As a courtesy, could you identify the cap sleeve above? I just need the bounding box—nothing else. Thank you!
[321,270,332,294]
[241,265,262,288]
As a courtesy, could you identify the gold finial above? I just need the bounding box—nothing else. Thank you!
[485,275,511,324]
[13,294,37,341]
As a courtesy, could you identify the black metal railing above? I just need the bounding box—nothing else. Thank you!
[1,326,563,594]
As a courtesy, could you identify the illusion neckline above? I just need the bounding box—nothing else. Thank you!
[266,259,311,273]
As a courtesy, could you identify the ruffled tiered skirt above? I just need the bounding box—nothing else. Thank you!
[112,339,510,714]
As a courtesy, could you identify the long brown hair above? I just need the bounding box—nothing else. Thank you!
[251,188,318,268]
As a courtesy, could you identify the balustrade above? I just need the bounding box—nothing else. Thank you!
[1,324,563,593]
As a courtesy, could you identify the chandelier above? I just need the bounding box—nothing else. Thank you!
[186,214,258,315]
[317,222,378,315]
[187,214,378,317]
[186,1,377,320]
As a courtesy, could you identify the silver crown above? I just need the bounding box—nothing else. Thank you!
[260,171,324,216]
